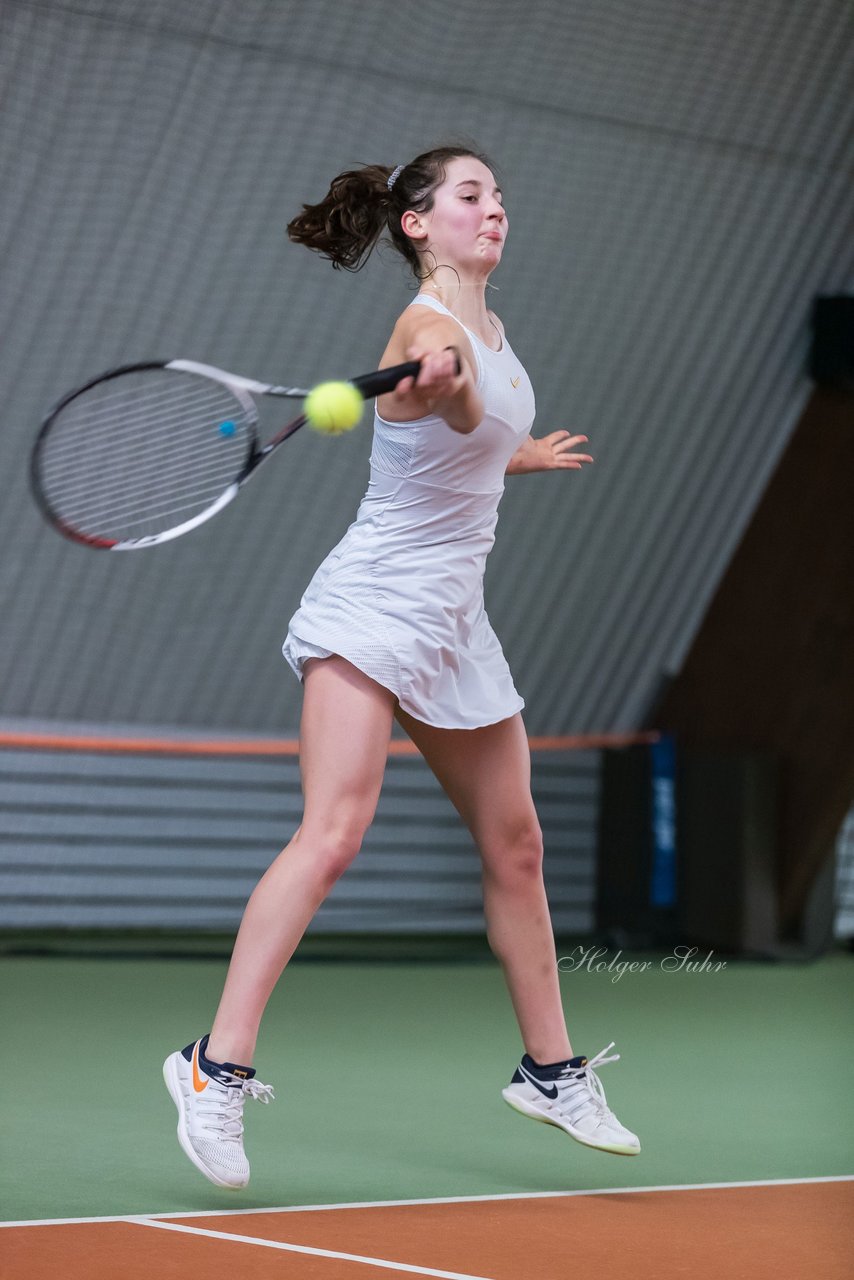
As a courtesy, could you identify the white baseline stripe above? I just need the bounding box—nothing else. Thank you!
[3,1174,852,1228]
[127,1216,498,1280]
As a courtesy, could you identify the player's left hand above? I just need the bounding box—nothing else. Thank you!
[509,431,594,475]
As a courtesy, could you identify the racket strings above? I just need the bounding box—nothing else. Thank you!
[39,383,245,472]
[36,370,255,542]
[42,437,249,511]
[53,474,242,535]
[45,374,233,428]
[42,422,247,531]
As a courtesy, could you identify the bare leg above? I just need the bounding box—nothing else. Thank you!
[396,709,572,1064]
[207,657,396,1065]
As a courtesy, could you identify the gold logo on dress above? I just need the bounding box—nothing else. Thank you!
[510,375,520,388]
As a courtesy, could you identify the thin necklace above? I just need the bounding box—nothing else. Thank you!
[424,283,503,347]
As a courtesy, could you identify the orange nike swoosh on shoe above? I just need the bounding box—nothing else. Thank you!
[192,1041,209,1093]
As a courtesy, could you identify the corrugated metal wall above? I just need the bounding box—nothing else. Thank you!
[4,735,853,936]
[1,0,851,736]
[0,742,599,932]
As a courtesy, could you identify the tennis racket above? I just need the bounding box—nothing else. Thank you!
[30,357,423,550]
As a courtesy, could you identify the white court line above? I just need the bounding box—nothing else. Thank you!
[126,1215,499,1280]
[2,1173,852,1228]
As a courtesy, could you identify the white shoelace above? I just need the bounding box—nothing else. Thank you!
[554,1042,621,1123]
[200,1072,275,1141]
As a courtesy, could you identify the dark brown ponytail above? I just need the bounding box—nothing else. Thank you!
[287,165,393,272]
[287,145,496,279]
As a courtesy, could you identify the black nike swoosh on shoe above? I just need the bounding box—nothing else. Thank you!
[518,1064,559,1100]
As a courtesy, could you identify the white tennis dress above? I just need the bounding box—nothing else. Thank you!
[282,294,536,728]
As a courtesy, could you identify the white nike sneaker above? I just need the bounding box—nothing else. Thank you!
[502,1042,640,1156]
[162,1034,275,1189]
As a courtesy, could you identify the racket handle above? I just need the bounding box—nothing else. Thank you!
[351,361,420,399]
[351,348,462,399]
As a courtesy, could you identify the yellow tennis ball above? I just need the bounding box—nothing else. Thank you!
[304,381,364,435]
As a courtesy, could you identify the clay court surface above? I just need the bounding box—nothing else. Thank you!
[5,1180,853,1279]
[3,952,852,1279]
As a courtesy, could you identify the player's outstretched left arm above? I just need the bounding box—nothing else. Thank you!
[506,431,594,475]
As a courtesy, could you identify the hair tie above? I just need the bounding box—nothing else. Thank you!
[387,164,404,191]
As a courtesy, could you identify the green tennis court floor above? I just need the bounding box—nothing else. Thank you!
[2,943,852,1222]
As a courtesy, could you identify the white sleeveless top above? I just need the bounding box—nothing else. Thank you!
[282,293,536,728]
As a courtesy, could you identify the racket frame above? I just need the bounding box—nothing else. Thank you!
[31,357,422,550]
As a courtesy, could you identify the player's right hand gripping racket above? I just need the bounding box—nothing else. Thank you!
[30,357,423,550]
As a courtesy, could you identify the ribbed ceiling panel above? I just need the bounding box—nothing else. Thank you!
[1,0,852,733]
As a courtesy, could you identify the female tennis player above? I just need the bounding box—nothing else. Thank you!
[163,145,640,1189]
